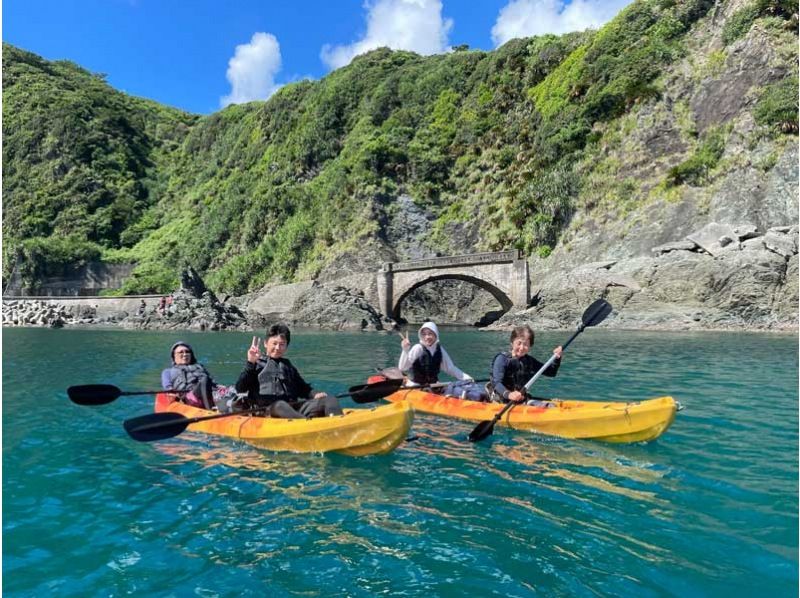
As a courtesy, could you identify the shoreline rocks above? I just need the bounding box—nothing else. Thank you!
[3,225,796,334]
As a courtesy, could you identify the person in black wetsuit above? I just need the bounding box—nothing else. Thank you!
[235,323,343,419]
[488,325,563,405]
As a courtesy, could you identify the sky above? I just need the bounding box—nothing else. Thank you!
[4,0,633,115]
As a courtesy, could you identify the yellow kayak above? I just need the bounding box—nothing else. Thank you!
[154,393,414,456]
[379,388,678,443]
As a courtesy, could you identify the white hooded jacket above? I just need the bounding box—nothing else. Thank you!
[398,321,472,383]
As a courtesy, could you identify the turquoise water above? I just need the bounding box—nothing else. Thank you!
[3,326,798,597]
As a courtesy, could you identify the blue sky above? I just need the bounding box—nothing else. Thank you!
[4,0,632,115]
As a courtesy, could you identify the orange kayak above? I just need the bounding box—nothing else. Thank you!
[369,384,678,443]
[154,393,414,456]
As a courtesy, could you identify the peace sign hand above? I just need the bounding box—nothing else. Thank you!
[399,330,411,351]
[247,336,262,364]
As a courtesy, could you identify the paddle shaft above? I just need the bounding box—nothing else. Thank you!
[120,389,186,396]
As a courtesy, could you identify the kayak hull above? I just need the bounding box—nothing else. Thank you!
[154,393,414,456]
[378,388,677,443]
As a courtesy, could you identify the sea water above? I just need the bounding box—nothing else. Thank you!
[3,327,798,596]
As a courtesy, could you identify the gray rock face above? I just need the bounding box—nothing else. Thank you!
[691,26,786,133]
[180,265,215,301]
[489,226,797,332]
[687,222,740,256]
[381,195,437,261]
[709,144,799,230]
[764,229,798,258]
[288,284,392,331]
[122,289,248,331]
[652,240,699,255]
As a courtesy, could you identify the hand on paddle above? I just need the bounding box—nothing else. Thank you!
[508,346,563,402]
[399,330,411,351]
[508,345,564,403]
[247,336,262,364]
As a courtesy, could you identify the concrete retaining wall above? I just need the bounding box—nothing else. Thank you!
[4,262,136,297]
[246,281,315,317]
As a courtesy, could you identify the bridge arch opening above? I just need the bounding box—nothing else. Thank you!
[392,274,513,327]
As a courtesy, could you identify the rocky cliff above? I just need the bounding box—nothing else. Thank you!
[281,0,799,332]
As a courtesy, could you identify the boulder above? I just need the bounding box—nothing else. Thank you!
[732,224,759,240]
[763,230,798,258]
[686,222,740,256]
[652,240,699,255]
[289,284,392,331]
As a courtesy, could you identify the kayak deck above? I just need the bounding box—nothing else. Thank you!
[154,393,414,456]
[380,388,678,443]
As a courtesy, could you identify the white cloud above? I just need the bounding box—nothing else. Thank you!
[321,0,453,71]
[221,32,283,107]
[491,0,632,47]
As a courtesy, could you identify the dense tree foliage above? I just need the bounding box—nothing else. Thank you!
[3,0,797,294]
[2,44,197,287]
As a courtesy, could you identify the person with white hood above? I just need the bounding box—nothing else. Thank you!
[398,321,476,396]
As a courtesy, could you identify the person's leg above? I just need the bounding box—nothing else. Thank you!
[298,398,325,418]
[269,400,306,419]
[194,380,216,410]
[322,396,343,416]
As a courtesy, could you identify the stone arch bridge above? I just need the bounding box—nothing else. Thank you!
[376,250,530,320]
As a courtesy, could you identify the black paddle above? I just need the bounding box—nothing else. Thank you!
[467,298,613,443]
[124,409,264,442]
[123,378,406,442]
[68,378,404,407]
[350,377,491,404]
[67,384,187,406]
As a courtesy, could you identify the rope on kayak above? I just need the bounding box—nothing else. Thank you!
[235,411,262,439]
[503,402,518,425]
[602,404,633,424]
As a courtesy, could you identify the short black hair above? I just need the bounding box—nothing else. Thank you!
[267,323,291,345]
[510,325,534,345]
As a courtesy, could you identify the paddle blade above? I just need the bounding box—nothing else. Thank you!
[582,298,613,327]
[67,384,122,406]
[468,419,496,442]
[123,412,191,442]
[347,379,404,403]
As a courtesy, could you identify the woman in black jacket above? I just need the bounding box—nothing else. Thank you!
[489,325,562,405]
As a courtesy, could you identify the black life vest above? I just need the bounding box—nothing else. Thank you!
[493,352,538,392]
[410,344,442,385]
[256,358,294,401]
[167,363,210,391]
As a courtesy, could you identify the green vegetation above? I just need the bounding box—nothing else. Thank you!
[2,44,196,286]
[754,76,799,133]
[722,0,799,44]
[666,126,727,186]
[3,0,796,295]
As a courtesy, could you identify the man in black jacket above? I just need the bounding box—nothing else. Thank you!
[235,324,343,418]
